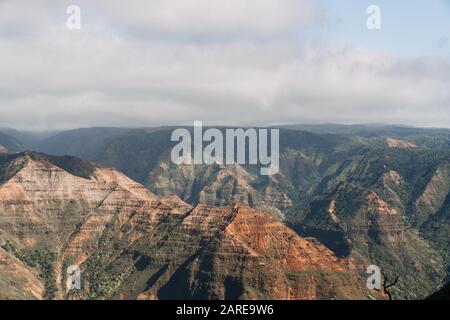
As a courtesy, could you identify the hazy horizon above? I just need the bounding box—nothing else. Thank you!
[2,122,450,136]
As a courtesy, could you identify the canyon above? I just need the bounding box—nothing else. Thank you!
[0,151,374,300]
[0,124,449,300]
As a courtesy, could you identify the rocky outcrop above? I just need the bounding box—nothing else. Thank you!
[356,191,405,243]
[386,138,417,148]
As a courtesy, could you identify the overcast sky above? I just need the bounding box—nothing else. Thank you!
[0,0,449,130]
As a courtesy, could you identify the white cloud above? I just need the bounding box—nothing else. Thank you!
[102,0,319,37]
[0,0,320,38]
[0,1,449,129]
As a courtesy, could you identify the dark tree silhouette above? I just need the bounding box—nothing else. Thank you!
[382,271,400,300]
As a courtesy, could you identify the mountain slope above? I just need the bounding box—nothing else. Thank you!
[0,132,25,153]
[8,125,450,299]
[0,152,373,300]
[82,204,372,300]
[428,282,450,300]
[291,182,444,299]
[0,246,44,299]
[36,127,130,160]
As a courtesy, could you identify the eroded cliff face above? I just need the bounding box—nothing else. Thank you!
[414,163,450,227]
[0,152,372,300]
[296,184,405,249]
[0,152,159,298]
[0,153,157,250]
[147,159,293,219]
[213,207,366,300]
[386,138,417,149]
[294,182,445,299]
[84,205,371,300]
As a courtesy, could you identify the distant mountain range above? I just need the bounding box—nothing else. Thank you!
[0,124,449,300]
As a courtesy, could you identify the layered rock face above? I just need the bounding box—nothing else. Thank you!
[293,182,445,299]
[0,152,159,299]
[147,159,293,219]
[145,142,328,224]
[84,205,370,300]
[0,152,372,300]
[0,152,156,251]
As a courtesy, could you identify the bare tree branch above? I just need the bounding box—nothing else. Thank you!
[381,271,400,300]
